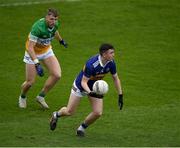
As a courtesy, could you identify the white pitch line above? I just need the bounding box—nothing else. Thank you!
[0,0,81,7]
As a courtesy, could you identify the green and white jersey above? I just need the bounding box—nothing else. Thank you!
[26,18,60,54]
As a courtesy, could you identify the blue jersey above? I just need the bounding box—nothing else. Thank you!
[75,54,117,91]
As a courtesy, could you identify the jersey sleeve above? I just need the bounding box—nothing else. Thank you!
[83,63,93,78]
[29,24,41,42]
[110,61,117,75]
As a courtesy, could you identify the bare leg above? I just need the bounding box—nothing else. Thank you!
[76,97,103,136]
[58,93,81,116]
[35,56,61,109]
[84,97,103,126]
[41,56,61,94]
[21,64,36,95]
[19,64,36,108]
[50,93,81,130]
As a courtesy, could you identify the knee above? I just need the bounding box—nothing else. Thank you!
[93,111,103,118]
[27,79,35,86]
[53,73,61,81]
[22,80,35,88]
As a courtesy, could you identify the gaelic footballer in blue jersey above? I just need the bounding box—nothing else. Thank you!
[50,43,123,137]
[75,53,117,93]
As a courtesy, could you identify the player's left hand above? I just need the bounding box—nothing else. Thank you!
[118,94,123,110]
[59,39,68,48]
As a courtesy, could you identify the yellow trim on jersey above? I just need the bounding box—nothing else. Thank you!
[89,74,106,80]
[25,39,51,55]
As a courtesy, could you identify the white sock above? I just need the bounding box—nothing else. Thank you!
[78,125,85,132]
[57,111,61,117]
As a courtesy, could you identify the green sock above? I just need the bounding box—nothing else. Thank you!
[39,91,46,97]
[21,94,26,99]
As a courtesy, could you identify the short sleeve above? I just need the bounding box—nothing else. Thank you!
[83,63,93,78]
[29,25,40,42]
[110,61,117,75]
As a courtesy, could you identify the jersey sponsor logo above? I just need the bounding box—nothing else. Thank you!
[37,37,54,45]
[29,33,53,45]
[95,67,109,75]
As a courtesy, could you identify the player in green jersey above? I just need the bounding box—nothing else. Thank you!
[18,8,68,109]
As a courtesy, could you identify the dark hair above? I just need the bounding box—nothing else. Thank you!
[99,43,114,55]
[47,8,59,17]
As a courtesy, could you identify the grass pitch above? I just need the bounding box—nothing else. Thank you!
[0,0,180,146]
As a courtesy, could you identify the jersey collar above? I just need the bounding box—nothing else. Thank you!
[48,27,54,32]
[98,55,111,67]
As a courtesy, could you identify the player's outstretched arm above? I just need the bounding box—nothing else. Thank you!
[112,73,123,110]
[55,31,68,48]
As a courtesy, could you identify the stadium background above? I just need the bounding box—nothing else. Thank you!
[0,0,180,146]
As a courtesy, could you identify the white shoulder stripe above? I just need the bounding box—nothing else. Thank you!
[93,60,99,68]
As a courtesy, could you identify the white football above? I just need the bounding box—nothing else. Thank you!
[93,80,109,95]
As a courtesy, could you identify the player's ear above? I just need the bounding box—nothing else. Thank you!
[102,52,107,58]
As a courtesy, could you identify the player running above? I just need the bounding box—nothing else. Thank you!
[50,43,123,137]
[18,8,68,109]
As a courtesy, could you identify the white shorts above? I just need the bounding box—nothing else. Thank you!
[71,81,87,97]
[23,48,55,64]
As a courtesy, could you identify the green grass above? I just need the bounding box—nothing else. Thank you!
[0,0,180,146]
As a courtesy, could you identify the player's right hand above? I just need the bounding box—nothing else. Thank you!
[35,63,44,77]
[88,91,104,98]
